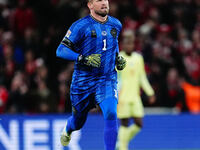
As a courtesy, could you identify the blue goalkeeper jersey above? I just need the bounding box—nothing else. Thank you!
[63,15,122,94]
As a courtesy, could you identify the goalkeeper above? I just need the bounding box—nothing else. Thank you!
[117,30,155,150]
[56,0,126,149]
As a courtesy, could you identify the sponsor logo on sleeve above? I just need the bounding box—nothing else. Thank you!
[66,30,72,38]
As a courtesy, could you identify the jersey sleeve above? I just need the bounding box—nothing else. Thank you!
[117,71,122,90]
[64,22,83,45]
[139,56,155,96]
[60,21,84,53]
[116,23,122,55]
[118,21,122,33]
[56,44,79,61]
[56,21,84,61]
[114,17,122,33]
[116,20,122,54]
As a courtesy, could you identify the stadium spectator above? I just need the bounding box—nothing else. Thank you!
[6,71,29,113]
[181,81,200,114]
[22,27,39,52]
[34,79,57,113]
[57,63,74,113]
[11,0,37,37]
[0,85,8,113]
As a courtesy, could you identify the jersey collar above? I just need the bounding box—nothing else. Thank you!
[90,14,108,24]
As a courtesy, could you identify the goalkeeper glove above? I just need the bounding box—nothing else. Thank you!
[78,54,101,68]
[116,55,126,70]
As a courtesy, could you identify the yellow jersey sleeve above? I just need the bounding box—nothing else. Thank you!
[139,56,154,96]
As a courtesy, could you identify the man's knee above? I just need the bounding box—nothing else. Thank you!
[121,119,129,127]
[136,122,143,128]
[104,109,117,120]
[133,118,143,128]
[99,97,118,120]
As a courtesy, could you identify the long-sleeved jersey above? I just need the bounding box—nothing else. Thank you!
[56,15,122,95]
[118,51,154,103]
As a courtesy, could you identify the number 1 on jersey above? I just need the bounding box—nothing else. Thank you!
[102,39,107,51]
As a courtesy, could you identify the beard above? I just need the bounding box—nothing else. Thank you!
[95,9,109,17]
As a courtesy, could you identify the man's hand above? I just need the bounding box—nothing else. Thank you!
[78,54,101,68]
[148,95,156,105]
[116,55,126,70]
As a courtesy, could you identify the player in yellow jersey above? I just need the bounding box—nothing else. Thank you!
[116,30,156,150]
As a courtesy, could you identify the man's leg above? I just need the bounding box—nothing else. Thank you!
[66,109,88,134]
[61,107,88,146]
[126,98,144,142]
[99,97,118,150]
[127,117,142,141]
[118,119,129,150]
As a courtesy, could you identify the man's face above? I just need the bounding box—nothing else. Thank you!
[123,39,134,54]
[89,0,109,17]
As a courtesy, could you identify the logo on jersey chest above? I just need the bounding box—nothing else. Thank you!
[91,30,97,38]
[101,31,107,36]
[111,28,117,38]
[90,28,117,38]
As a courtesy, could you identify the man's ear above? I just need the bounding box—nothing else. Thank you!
[87,1,93,9]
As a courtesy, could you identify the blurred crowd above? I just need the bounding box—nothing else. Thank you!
[0,0,200,114]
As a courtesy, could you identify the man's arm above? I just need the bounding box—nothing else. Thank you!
[56,21,101,67]
[139,56,155,97]
[56,43,79,61]
[139,57,156,104]
[56,42,101,68]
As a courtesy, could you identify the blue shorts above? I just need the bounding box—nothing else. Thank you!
[70,80,118,113]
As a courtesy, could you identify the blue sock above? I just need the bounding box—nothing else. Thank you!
[104,119,118,150]
[66,111,88,135]
[99,98,118,150]
[66,116,74,134]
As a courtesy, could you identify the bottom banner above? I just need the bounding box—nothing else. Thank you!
[0,114,200,150]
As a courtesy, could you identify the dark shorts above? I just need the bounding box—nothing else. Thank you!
[70,80,118,113]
